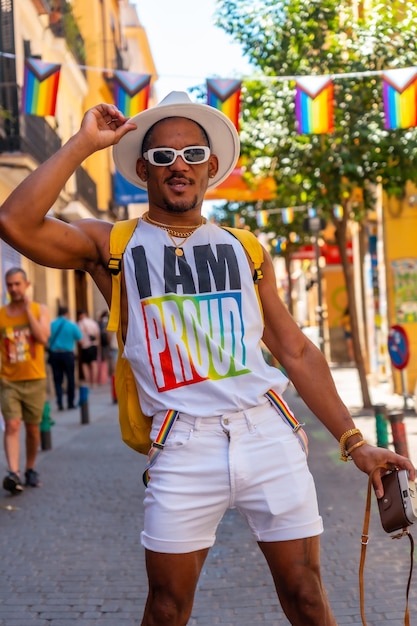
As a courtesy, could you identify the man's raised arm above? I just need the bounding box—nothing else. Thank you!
[0,104,136,270]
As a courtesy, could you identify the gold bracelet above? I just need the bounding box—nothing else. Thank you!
[339,428,363,462]
[346,439,367,457]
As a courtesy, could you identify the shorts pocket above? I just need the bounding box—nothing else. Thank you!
[254,407,308,457]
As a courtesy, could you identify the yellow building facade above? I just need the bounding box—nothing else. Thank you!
[383,185,417,396]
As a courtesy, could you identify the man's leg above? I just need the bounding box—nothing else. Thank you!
[141,548,209,626]
[3,417,21,473]
[25,422,41,471]
[64,353,76,408]
[90,359,98,386]
[3,416,24,493]
[259,536,337,626]
[50,355,64,409]
[21,379,45,485]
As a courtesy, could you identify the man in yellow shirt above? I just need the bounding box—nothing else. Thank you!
[0,268,50,494]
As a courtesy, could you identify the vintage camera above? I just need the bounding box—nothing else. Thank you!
[378,470,417,533]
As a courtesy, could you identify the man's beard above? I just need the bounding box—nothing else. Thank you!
[162,196,198,214]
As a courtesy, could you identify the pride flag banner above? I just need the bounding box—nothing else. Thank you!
[383,67,417,130]
[207,78,242,131]
[113,71,151,117]
[333,204,343,219]
[295,76,334,134]
[22,58,61,116]
[256,210,269,227]
[281,208,294,224]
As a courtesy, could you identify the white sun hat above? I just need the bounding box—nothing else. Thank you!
[113,91,240,191]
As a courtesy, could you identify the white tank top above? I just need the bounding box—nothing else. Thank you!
[123,219,288,417]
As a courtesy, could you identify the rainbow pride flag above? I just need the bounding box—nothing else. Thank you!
[207,78,242,131]
[333,204,343,219]
[383,67,417,130]
[256,210,269,227]
[113,71,151,117]
[22,58,61,116]
[295,76,334,134]
[281,208,294,224]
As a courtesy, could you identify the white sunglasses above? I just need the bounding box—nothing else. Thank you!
[143,146,211,166]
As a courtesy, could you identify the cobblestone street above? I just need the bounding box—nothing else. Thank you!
[0,369,416,625]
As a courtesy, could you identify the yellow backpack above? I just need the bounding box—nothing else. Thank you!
[107,218,264,454]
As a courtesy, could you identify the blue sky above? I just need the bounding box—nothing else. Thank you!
[131,0,253,98]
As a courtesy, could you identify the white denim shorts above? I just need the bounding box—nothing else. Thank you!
[141,401,323,553]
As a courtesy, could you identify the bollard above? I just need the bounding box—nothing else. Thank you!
[388,410,409,458]
[40,400,54,450]
[374,403,389,448]
[79,385,90,425]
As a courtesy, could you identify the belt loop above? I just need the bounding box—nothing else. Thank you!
[243,408,257,433]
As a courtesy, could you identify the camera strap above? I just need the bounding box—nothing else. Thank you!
[359,463,414,626]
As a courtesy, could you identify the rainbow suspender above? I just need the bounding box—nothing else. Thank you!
[143,389,308,486]
[142,409,179,487]
[265,389,308,455]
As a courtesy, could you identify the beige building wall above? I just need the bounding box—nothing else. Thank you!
[71,0,158,214]
[71,0,157,314]
[118,0,157,219]
[72,0,118,214]
[0,0,88,316]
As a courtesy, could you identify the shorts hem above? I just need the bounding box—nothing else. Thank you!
[255,517,324,543]
[141,531,216,554]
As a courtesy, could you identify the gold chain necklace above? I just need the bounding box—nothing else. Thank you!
[144,211,204,231]
[143,212,205,256]
[166,233,190,255]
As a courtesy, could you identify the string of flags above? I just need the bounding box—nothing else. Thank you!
[17,56,417,133]
[254,205,344,227]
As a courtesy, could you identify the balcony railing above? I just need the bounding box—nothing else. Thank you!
[75,166,98,213]
[0,82,61,162]
[19,114,62,162]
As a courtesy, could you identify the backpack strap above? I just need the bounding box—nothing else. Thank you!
[222,226,264,314]
[107,218,139,332]
[222,226,264,283]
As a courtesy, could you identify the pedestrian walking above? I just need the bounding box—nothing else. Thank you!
[0,267,50,494]
[97,310,111,383]
[0,92,413,625]
[48,305,82,410]
[77,310,100,386]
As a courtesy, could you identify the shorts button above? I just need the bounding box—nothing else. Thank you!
[223,417,230,425]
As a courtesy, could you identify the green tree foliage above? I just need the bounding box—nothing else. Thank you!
[214,0,417,406]
[216,0,417,208]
